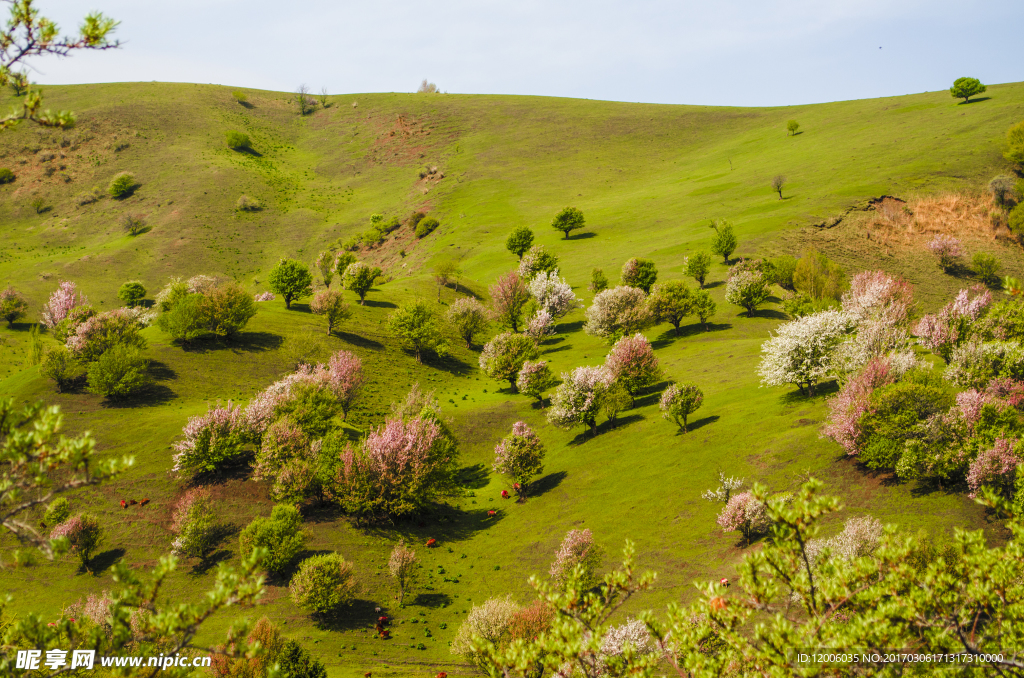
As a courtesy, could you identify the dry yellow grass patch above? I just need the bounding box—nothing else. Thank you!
[862,192,1011,249]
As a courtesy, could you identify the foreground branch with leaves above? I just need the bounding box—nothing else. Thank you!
[475,480,1024,677]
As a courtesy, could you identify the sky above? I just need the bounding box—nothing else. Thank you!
[18,0,1024,107]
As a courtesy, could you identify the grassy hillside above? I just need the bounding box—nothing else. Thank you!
[1,82,1023,677]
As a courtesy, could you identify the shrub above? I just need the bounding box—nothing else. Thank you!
[758,310,853,396]
[915,286,991,363]
[793,249,847,301]
[620,258,657,293]
[108,171,135,199]
[39,280,88,331]
[333,252,356,282]
[549,529,601,590]
[1010,203,1024,234]
[479,332,538,391]
[949,76,986,103]
[989,175,1019,208]
[50,513,102,568]
[525,308,556,340]
[269,259,314,308]
[973,252,1001,287]
[388,540,418,604]
[518,245,560,281]
[490,270,531,331]
[945,341,1024,389]
[408,211,427,229]
[771,255,798,290]
[309,289,350,336]
[277,640,327,678]
[0,168,15,184]
[716,492,770,544]
[204,283,259,338]
[388,300,448,363]
[660,383,704,433]
[225,130,250,149]
[528,270,580,320]
[44,497,70,527]
[343,262,380,305]
[157,293,206,343]
[551,206,586,239]
[117,280,146,307]
[516,360,557,404]
[590,267,608,293]
[446,297,489,348]
[415,217,439,238]
[171,488,217,559]
[685,252,712,288]
[927,235,964,272]
[86,345,150,400]
[492,421,545,497]
[548,366,612,436]
[451,596,519,662]
[314,250,335,288]
[240,504,306,575]
[725,270,771,317]
[648,280,692,335]
[289,553,357,616]
[231,91,247,104]
[787,120,800,135]
[506,227,535,259]
[40,346,84,392]
[67,307,148,362]
[710,220,738,263]
[584,286,653,341]
[236,194,260,211]
[1006,121,1024,168]
[605,333,660,401]
[0,286,28,326]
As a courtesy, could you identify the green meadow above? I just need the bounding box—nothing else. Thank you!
[1,81,1023,676]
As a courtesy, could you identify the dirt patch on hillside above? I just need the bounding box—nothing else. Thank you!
[862,192,1011,246]
[365,114,444,166]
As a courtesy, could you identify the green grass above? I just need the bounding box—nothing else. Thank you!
[1,81,1023,676]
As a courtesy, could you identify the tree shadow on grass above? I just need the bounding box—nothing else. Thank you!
[189,549,233,576]
[633,381,670,408]
[567,415,643,445]
[705,281,725,289]
[303,501,347,524]
[530,471,567,497]
[181,331,284,354]
[778,381,839,405]
[235,146,263,157]
[424,353,473,377]
[186,456,255,488]
[570,231,598,240]
[457,463,489,490]
[909,477,966,498]
[103,382,176,409]
[752,308,789,320]
[652,323,730,348]
[411,592,452,609]
[363,299,398,309]
[542,344,573,356]
[314,599,383,632]
[957,97,991,105]
[335,331,385,350]
[558,320,585,334]
[147,359,177,381]
[88,548,126,575]
[679,415,720,434]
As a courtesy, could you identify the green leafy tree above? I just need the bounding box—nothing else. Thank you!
[416,217,440,238]
[1006,121,1024,168]
[108,171,135,199]
[973,252,1001,287]
[388,540,418,605]
[43,496,70,527]
[433,259,461,301]
[203,283,259,338]
[685,252,711,288]
[0,1,120,131]
[492,421,546,498]
[647,280,692,335]
[771,254,798,290]
[793,248,847,301]
[269,258,314,309]
[619,258,658,293]
[589,267,608,293]
[50,512,101,569]
[225,130,250,149]
[446,297,490,348]
[334,251,356,285]
[480,332,539,391]
[290,553,358,616]
[278,639,328,678]
[310,288,351,335]
[725,270,771,317]
[691,288,717,331]
[0,285,28,325]
[506,227,535,259]
[551,206,586,239]
[950,76,986,103]
[771,174,786,199]
[40,345,83,392]
[388,300,449,363]
[709,219,738,263]
[158,293,206,343]
[660,382,703,432]
[117,280,146,307]
[239,505,307,576]
[315,250,335,288]
[86,344,150,400]
[343,262,381,305]
[787,119,800,135]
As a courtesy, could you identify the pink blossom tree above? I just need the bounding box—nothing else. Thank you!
[927,234,964,272]
[525,308,556,340]
[584,286,654,341]
[492,421,546,498]
[309,288,351,335]
[840,270,915,371]
[915,286,992,362]
[822,357,898,455]
[50,513,102,569]
[0,286,29,327]
[172,401,249,476]
[716,491,771,545]
[516,360,557,405]
[659,383,703,433]
[170,487,216,558]
[604,333,661,404]
[490,270,531,332]
[547,366,612,437]
[65,307,149,361]
[966,437,1021,499]
[40,280,88,330]
[326,350,365,419]
[549,528,601,590]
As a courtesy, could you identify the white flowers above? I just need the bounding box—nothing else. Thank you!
[528,270,582,319]
[758,310,853,395]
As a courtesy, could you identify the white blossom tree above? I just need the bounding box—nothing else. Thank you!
[758,310,853,396]
[528,270,582,319]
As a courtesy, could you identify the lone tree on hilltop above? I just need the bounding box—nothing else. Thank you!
[551,207,586,239]
[771,174,786,200]
[295,84,314,115]
[269,259,313,309]
[950,77,986,104]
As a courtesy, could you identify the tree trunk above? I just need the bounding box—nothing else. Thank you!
[682,414,688,433]
[509,379,518,393]
[673,322,680,336]
[415,347,422,363]
[437,281,442,302]
[589,420,597,437]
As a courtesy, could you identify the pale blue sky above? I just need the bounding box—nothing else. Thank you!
[23,0,1024,106]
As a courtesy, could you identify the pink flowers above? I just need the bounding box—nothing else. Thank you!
[254,291,275,302]
[39,280,88,329]
[549,529,598,588]
[915,286,991,362]
[927,234,964,271]
[716,492,771,544]
[966,437,1022,498]
[172,401,248,475]
[822,356,897,455]
[604,333,660,399]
